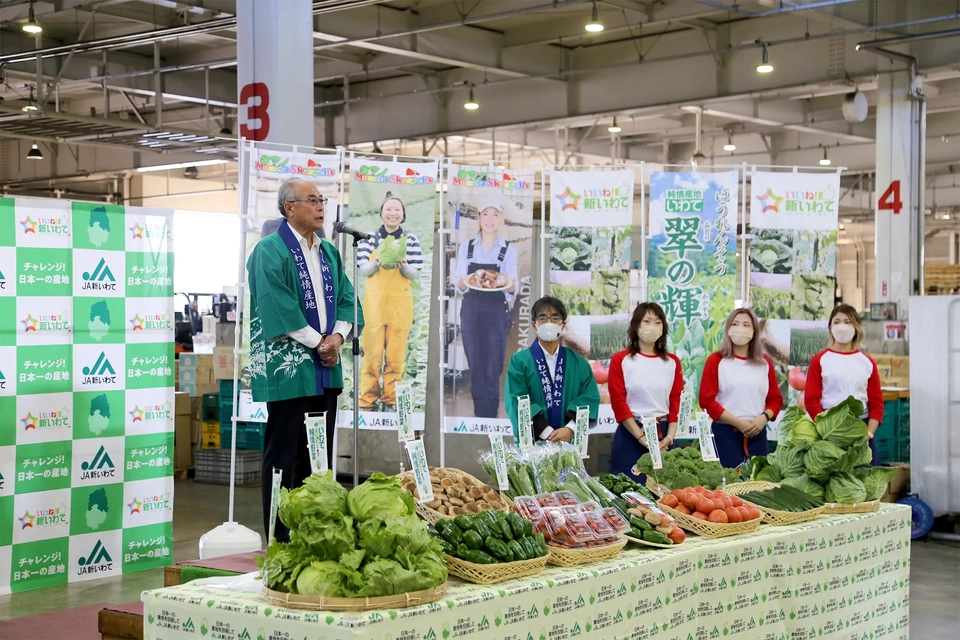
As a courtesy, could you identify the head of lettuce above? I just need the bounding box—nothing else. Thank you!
[347,472,416,521]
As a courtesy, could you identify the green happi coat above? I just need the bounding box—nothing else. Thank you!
[505,345,600,442]
[247,232,363,403]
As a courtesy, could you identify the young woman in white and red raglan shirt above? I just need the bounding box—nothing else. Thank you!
[804,303,884,465]
[607,302,684,483]
[699,308,784,469]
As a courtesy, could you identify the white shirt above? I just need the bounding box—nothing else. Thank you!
[699,354,779,422]
[285,226,352,349]
[609,351,683,423]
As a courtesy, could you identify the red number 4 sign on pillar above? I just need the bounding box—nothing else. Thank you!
[878,180,903,215]
[239,82,270,141]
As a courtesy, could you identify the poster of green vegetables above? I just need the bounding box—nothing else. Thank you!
[749,170,840,430]
[549,169,635,433]
[647,171,739,415]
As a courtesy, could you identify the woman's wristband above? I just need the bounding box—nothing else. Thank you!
[762,410,774,422]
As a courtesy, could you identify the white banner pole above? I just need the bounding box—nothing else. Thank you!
[438,158,448,467]
[640,161,647,302]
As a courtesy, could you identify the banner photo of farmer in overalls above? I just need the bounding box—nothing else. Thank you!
[342,158,438,430]
[443,165,535,435]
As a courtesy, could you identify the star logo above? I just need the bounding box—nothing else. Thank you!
[19,217,38,233]
[20,413,38,430]
[18,511,36,529]
[129,406,145,422]
[127,498,143,514]
[129,223,144,239]
[129,314,145,330]
[554,187,581,213]
[756,188,784,214]
[21,314,39,332]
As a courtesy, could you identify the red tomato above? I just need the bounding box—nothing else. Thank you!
[789,367,807,391]
[745,505,762,521]
[675,504,692,515]
[730,496,744,507]
[667,526,686,544]
[691,511,708,520]
[680,491,700,511]
[696,497,716,514]
[671,488,685,497]
[707,509,729,524]
[725,506,742,523]
[693,486,707,494]
[591,361,609,385]
[660,494,680,508]
[717,495,734,509]
[737,506,752,521]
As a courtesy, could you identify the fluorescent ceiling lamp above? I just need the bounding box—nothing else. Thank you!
[22,2,41,34]
[585,2,603,32]
[463,87,479,110]
[757,45,773,73]
[136,159,229,173]
[723,135,736,151]
[607,118,621,133]
[26,143,42,160]
[21,103,38,112]
[819,147,831,166]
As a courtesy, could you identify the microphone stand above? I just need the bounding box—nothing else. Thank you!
[351,234,361,490]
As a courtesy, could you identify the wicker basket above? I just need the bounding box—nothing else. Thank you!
[644,477,670,497]
[397,469,510,524]
[445,553,548,585]
[721,483,825,526]
[263,583,447,611]
[546,537,627,567]
[624,534,680,549]
[822,500,881,514]
[658,503,762,539]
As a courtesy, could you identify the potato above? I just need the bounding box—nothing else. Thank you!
[449,497,465,507]
[469,486,484,500]
[437,505,449,515]
[464,502,480,514]
[451,506,464,515]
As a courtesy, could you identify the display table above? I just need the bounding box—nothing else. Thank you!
[143,505,910,640]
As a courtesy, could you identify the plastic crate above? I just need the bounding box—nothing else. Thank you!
[220,422,266,451]
[195,449,262,486]
[201,393,220,422]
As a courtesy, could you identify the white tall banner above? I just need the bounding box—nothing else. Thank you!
[548,169,635,434]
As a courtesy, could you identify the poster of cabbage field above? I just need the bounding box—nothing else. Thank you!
[748,170,840,424]
[647,171,739,411]
[548,169,634,433]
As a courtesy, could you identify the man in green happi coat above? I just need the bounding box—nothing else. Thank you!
[247,178,363,541]
[505,296,600,444]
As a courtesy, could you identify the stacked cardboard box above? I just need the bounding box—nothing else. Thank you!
[874,354,910,388]
[213,346,234,381]
[178,353,219,396]
[174,391,193,469]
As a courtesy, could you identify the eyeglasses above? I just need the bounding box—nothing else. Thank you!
[535,314,564,324]
[291,196,328,207]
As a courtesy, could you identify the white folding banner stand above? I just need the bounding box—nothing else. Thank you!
[438,160,449,467]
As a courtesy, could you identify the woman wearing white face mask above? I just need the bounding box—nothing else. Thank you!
[699,308,783,468]
[607,302,684,482]
[505,297,600,443]
[805,303,884,465]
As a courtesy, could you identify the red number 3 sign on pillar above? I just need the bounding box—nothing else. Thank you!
[239,82,270,141]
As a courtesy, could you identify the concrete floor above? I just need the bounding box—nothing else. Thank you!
[1,480,958,640]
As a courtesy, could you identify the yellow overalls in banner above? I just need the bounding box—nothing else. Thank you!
[359,243,414,408]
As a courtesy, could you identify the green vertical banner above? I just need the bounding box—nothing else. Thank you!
[0,198,174,595]
[647,171,739,416]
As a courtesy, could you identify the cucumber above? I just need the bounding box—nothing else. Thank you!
[629,516,652,531]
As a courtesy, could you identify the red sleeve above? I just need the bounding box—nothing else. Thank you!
[866,356,885,423]
[804,351,825,419]
[667,353,684,423]
[608,351,632,424]
[698,352,725,421]
[763,355,784,418]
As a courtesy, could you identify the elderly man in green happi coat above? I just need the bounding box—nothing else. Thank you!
[247,178,363,541]
[505,296,600,444]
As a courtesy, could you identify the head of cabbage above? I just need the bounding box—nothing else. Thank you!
[789,416,820,451]
[824,472,867,504]
[295,560,344,597]
[803,440,846,483]
[278,470,348,531]
[837,438,873,474]
[863,466,898,501]
[815,397,868,449]
[769,444,805,478]
[779,475,825,502]
[377,235,407,269]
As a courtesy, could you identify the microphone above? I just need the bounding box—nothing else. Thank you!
[333,221,371,241]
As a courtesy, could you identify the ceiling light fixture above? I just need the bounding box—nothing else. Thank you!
[608,118,621,133]
[22,1,42,34]
[723,134,736,152]
[585,2,604,33]
[691,151,707,166]
[463,86,479,110]
[21,86,38,112]
[26,143,42,160]
[135,159,229,173]
[757,44,773,73]
[819,146,831,166]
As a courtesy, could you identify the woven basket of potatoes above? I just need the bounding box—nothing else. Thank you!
[398,467,509,523]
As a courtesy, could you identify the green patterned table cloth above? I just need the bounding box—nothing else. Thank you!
[143,504,910,640]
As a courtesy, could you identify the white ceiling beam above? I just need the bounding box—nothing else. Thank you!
[695,107,874,142]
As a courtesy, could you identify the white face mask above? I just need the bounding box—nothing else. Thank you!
[536,323,562,342]
[831,324,856,344]
[638,325,663,343]
[728,327,754,346]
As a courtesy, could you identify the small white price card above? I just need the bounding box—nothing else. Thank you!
[488,434,510,492]
[304,413,328,473]
[696,412,720,462]
[404,439,434,504]
[641,417,662,470]
[517,395,534,449]
[574,406,590,458]
[267,468,283,545]
[396,384,414,442]
[677,391,694,438]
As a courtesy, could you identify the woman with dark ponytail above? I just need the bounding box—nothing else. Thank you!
[606,302,684,482]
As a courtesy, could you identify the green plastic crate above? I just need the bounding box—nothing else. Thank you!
[220,422,266,451]
[201,393,220,422]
